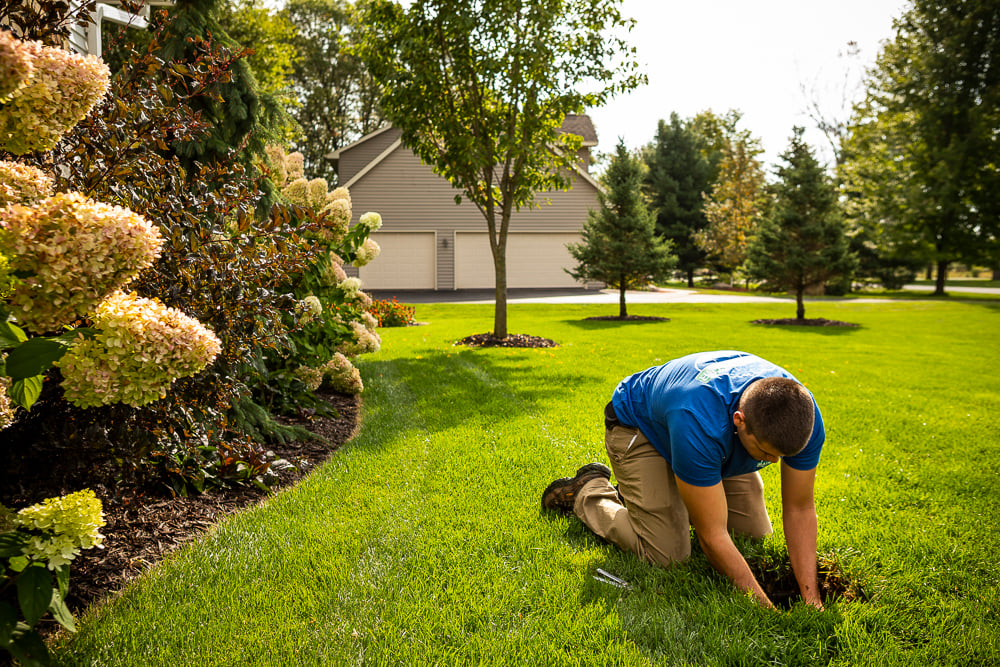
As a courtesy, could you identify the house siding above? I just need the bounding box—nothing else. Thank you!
[339,127,402,184]
[347,144,598,290]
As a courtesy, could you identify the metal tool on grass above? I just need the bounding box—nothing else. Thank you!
[593,568,631,589]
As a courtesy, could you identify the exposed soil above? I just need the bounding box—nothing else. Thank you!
[747,554,868,609]
[752,318,859,328]
[456,332,559,348]
[583,315,669,322]
[23,390,360,620]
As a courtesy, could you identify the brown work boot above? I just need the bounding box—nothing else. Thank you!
[541,462,612,515]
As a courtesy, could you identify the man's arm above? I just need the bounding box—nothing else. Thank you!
[780,463,823,609]
[674,477,775,608]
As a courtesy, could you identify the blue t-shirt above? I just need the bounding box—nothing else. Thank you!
[611,351,824,487]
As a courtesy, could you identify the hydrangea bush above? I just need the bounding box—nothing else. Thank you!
[250,145,386,412]
[1,489,106,663]
[0,160,53,207]
[0,25,225,482]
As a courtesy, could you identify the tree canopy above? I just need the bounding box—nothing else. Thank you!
[839,0,1000,294]
[356,0,644,338]
[286,0,383,183]
[643,113,712,287]
[693,110,766,282]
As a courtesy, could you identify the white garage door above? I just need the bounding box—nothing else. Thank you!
[455,232,581,289]
[358,232,436,290]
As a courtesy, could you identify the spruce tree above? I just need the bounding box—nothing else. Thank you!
[643,112,712,287]
[567,141,676,317]
[156,0,274,171]
[746,128,857,319]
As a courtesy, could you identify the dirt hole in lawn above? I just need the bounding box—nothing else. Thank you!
[747,553,868,609]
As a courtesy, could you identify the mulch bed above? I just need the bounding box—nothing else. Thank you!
[456,332,559,348]
[583,315,669,322]
[45,390,361,617]
[752,318,859,328]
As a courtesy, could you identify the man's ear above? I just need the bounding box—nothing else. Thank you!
[733,410,745,429]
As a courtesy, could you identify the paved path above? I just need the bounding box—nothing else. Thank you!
[369,287,874,305]
[370,283,1000,305]
[902,284,1000,295]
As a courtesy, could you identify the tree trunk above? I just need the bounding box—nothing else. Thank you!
[796,287,806,320]
[619,279,628,318]
[993,265,1000,281]
[925,263,934,280]
[493,250,508,338]
[686,268,695,288]
[934,259,948,296]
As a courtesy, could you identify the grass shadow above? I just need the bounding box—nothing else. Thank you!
[561,318,673,330]
[749,322,865,336]
[358,349,604,449]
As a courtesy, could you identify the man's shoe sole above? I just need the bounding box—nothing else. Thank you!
[541,462,612,515]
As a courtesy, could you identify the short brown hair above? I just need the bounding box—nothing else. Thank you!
[739,378,815,456]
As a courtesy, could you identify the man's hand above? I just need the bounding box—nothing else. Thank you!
[674,477,775,609]
[781,463,824,610]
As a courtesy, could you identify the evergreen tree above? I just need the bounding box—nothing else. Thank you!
[746,128,857,320]
[643,112,712,287]
[156,0,278,172]
[567,141,676,318]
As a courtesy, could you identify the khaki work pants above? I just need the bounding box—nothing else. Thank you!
[574,422,773,567]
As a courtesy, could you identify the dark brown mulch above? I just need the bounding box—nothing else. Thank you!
[456,332,559,348]
[752,318,859,328]
[584,315,669,322]
[58,390,361,616]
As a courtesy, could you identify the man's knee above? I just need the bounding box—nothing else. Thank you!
[640,532,692,568]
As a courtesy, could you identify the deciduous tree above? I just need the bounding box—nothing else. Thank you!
[357,0,644,338]
[746,128,856,320]
[839,0,1000,295]
[567,141,675,317]
[693,111,766,284]
[286,0,383,183]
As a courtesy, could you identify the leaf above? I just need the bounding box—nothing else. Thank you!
[8,376,43,411]
[16,565,52,627]
[0,601,17,646]
[0,532,28,558]
[7,629,50,667]
[50,327,98,346]
[0,321,27,350]
[5,338,69,380]
[47,588,76,633]
[55,565,70,599]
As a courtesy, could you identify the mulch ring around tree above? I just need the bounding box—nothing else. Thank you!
[55,390,361,619]
[583,315,669,322]
[752,317,859,328]
[456,333,559,348]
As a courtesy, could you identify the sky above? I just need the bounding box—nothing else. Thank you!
[586,0,910,173]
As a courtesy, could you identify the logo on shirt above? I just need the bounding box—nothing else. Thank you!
[694,355,762,384]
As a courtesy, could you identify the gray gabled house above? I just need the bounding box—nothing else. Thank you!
[328,115,602,291]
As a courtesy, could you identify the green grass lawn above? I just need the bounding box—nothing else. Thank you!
[56,300,1000,666]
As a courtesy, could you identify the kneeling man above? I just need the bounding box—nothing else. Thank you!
[543,350,825,609]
